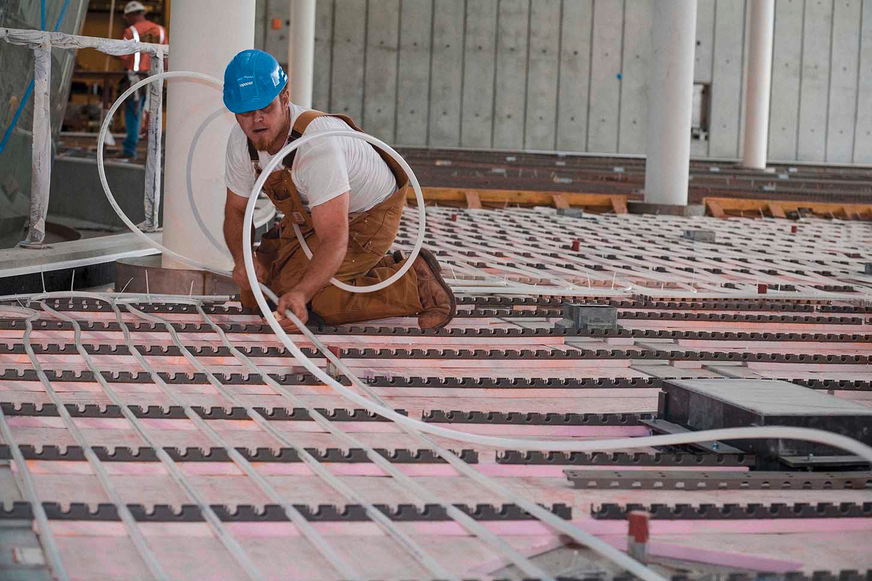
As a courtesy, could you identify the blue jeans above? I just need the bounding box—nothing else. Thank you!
[123,92,146,157]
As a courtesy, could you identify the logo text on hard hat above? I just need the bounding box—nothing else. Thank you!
[239,81,254,87]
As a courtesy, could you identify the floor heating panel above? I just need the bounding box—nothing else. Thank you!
[1,207,870,579]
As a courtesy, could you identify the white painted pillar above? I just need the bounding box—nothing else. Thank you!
[644,0,698,206]
[161,0,256,270]
[21,38,52,247]
[143,51,164,232]
[288,0,316,108]
[741,0,775,170]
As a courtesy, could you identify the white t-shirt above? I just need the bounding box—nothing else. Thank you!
[225,103,397,213]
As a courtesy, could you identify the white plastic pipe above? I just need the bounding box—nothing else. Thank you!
[97,72,427,293]
[90,74,872,579]
[742,0,775,170]
[644,0,697,206]
[288,0,316,108]
[161,0,255,271]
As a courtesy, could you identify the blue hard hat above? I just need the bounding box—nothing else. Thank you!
[223,49,288,114]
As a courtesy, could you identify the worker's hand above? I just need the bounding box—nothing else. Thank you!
[276,290,309,327]
[232,260,266,291]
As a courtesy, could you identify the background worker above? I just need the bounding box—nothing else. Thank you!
[222,49,456,330]
[117,1,167,160]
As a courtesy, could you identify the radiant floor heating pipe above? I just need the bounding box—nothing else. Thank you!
[48,70,872,580]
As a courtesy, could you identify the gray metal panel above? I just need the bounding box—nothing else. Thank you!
[855,0,872,162]
[556,0,593,152]
[264,0,291,65]
[428,0,465,147]
[330,0,367,119]
[692,0,716,157]
[797,0,834,161]
[255,0,267,51]
[363,0,400,142]
[587,0,624,153]
[492,0,530,150]
[618,0,652,154]
[667,379,872,416]
[312,0,335,111]
[825,0,862,162]
[524,0,561,151]
[395,0,433,146]
[461,0,498,148]
[768,0,804,161]
[695,0,716,84]
[736,2,751,159]
[709,0,747,158]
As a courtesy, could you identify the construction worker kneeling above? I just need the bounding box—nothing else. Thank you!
[222,50,456,331]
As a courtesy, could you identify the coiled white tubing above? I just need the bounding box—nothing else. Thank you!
[95,70,872,467]
[99,69,425,292]
[95,69,872,581]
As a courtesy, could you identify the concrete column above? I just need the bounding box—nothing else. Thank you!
[288,0,316,108]
[741,0,775,169]
[161,0,255,270]
[644,0,698,206]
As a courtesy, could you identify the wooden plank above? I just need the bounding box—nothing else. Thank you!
[414,188,625,209]
[556,0,593,151]
[768,0,804,161]
[767,202,786,219]
[618,0,653,154]
[709,0,747,158]
[551,193,570,210]
[363,0,400,142]
[587,0,624,153]
[428,0,465,147]
[610,196,628,215]
[461,0,498,148]
[312,0,334,111]
[395,0,433,146]
[826,0,862,163]
[492,0,530,149]
[703,197,872,220]
[797,0,834,161]
[330,0,367,120]
[524,0,562,151]
[464,191,483,209]
[854,0,872,163]
[705,198,726,218]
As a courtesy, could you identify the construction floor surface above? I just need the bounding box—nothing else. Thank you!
[1,206,871,579]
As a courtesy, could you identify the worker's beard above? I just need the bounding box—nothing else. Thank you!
[249,131,275,152]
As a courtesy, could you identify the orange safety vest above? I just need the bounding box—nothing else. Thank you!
[121,20,167,73]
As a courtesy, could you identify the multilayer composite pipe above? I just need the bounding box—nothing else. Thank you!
[90,71,872,581]
[98,70,426,292]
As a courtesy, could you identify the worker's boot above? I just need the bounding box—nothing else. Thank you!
[374,249,407,269]
[374,253,396,269]
[412,249,456,330]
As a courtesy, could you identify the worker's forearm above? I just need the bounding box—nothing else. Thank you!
[294,236,347,300]
[223,210,246,265]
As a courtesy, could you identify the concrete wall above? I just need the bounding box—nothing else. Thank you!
[49,158,152,227]
[256,0,872,164]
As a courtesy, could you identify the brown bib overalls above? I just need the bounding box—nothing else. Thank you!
[239,110,424,326]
